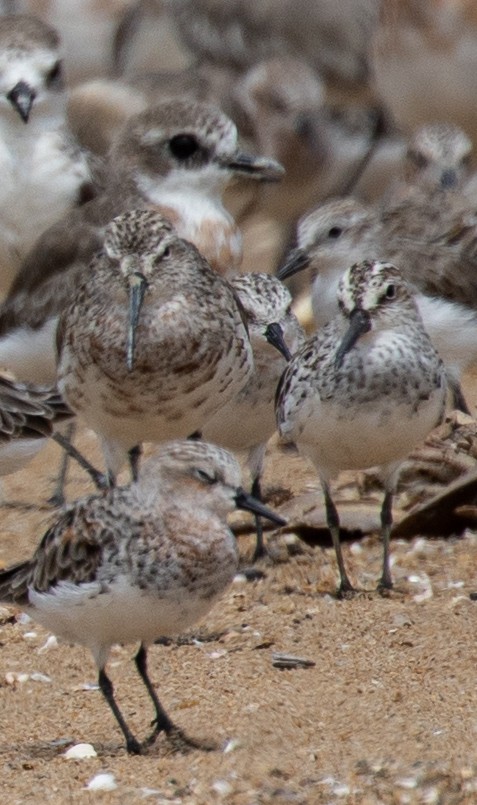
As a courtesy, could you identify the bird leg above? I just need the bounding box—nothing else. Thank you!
[48,421,75,506]
[322,481,355,597]
[128,444,142,482]
[378,489,394,591]
[134,644,175,743]
[251,474,266,562]
[52,431,108,491]
[98,667,142,755]
[135,645,212,750]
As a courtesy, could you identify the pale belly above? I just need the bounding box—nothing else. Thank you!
[27,564,237,667]
[59,343,252,476]
[297,391,444,477]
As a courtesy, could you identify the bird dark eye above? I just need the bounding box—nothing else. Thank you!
[154,244,171,264]
[385,284,396,299]
[328,226,342,239]
[46,60,62,86]
[169,134,199,160]
[193,467,217,485]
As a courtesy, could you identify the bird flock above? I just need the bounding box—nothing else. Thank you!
[0,2,475,755]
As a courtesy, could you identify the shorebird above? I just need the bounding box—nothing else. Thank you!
[57,209,254,481]
[276,260,447,595]
[0,14,93,294]
[202,272,304,559]
[0,97,282,384]
[278,196,477,412]
[0,438,286,754]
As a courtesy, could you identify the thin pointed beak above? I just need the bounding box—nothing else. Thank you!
[7,81,36,123]
[265,321,292,361]
[334,308,371,368]
[223,151,285,182]
[126,272,148,371]
[234,487,287,526]
[277,247,310,280]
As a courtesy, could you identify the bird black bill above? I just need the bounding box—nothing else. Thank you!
[7,81,35,123]
[334,308,371,368]
[277,247,310,280]
[234,487,287,526]
[265,322,292,361]
[225,152,285,182]
[126,272,148,372]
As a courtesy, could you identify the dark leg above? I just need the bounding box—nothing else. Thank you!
[48,421,74,506]
[98,667,142,754]
[323,481,355,597]
[251,475,266,562]
[135,645,216,751]
[52,432,108,490]
[134,644,175,741]
[128,444,142,482]
[378,490,394,591]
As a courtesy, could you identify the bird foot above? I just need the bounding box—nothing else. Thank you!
[126,736,143,755]
[164,725,218,753]
[237,565,267,582]
[336,582,358,600]
[377,577,394,596]
[47,491,66,508]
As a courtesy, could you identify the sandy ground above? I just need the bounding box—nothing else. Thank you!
[1,374,477,805]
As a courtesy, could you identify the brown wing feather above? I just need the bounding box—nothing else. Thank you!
[0,504,105,606]
[0,377,73,441]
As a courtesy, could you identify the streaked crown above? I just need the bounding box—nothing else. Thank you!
[337,259,414,315]
[103,210,175,261]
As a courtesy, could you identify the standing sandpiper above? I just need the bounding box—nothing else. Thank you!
[203,272,304,559]
[57,210,254,481]
[276,260,447,596]
[0,438,285,753]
